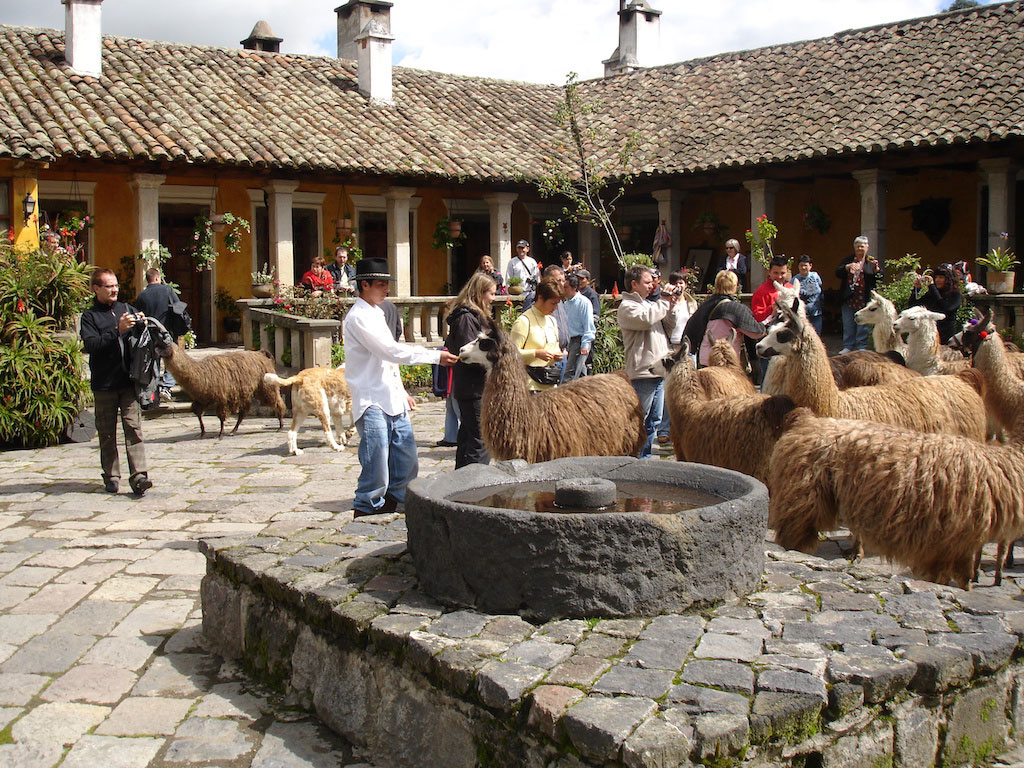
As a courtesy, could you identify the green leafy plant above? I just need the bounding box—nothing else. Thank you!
[693,211,728,241]
[251,262,276,284]
[400,364,433,388]
[541,218,567,251]
[432,217,466,251]
[190,212,250,271]
[215,287,240,320]
[977,233,1019,272]
[537,72,640,269]
[0,240,92,330]
[622,252,654,269]
[591,299,624,374]
[180,329,197,350]
[875,252,923,313]
[802,203,831,234]
[744,215,779,270]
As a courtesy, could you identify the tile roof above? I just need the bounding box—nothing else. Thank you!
[0,1,1021,182]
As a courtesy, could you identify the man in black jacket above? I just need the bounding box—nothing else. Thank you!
[133,268,181,402]
[79,269,152,496]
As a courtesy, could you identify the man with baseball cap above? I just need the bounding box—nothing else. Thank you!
[344,258,458,517]
[506,239,540,292]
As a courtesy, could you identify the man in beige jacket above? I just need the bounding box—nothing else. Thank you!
[617,264,679,457]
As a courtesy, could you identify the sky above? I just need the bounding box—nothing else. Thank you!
[0,0,997,84]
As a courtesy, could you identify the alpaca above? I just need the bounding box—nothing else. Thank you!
[893,306,971,376]
[757,297,987,442]
[838,354,920,388]
[156,343,285,437]
[264,368,356,455]
[959,311,1024,383]
[658,340,794,482]
[853,291,906,357]
[700,328,756,399]
[770,400,1024,589]
[458,326,645,462]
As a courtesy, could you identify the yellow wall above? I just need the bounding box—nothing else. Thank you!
[416,189,449,295]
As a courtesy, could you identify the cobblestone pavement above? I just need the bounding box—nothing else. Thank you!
[0,399,453,768]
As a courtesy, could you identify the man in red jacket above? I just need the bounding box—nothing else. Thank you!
[751,256,791,324]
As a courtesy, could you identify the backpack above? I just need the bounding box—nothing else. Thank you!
[166,299,192,339]
[431,347,452,397]
[125,318,173,409]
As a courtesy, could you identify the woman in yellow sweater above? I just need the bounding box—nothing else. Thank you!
[510,278,565,391]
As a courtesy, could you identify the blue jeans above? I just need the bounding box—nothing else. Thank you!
[657,394,670,439]
[354,406,418,514]
[841,304,870,351]
[809,314,823,337]
[443,397,461,443]
[562,336,589,382]
[630,377,664,458]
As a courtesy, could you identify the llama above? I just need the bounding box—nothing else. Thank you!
[853,291,906,357]
[700,328,757,399]
[458,326,645,462]
[893,306,971,376]
[156,343,285,437]
[757,297,987,442]
[838,354,920,388]
[659,340,794,482]
[768,407,1024,589]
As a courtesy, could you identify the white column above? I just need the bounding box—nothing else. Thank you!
[265,180,299,287]
[852,169,893,266]
[578,222,603,286]
[743,179,780,288]
[483,192,518,276]
[129,173,165,294]
[383,186,416,297]
[979,158,1019,255]
[651,189,686,273]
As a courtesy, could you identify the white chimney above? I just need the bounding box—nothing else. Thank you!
[603,0,662,77]
[63,0,104,78]
[335,0,392,60]
[355,19,394,105]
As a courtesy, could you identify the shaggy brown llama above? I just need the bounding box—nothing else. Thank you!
[458,325,645,462]
[659,340,794,482]
[700,328,756,399]
[757,297,987,442]
[157,343,285,437]
[768,407,1024,589]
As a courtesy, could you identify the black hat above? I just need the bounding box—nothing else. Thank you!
[515,239,530,248]
[354,257,395,281]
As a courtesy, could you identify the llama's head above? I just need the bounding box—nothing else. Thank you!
[757,297,803,359]
[652,337,694,378]
[765,281,804,331]
[893,305,944,344]
[457,329,502,371]
[706,327,741,368]
[957,307,996,357]
[153,337,178,359]
[854,291,894,326]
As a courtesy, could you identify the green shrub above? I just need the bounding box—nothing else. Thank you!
[591,299,624,373]
[0,242,92,329]
[400,363,432,388]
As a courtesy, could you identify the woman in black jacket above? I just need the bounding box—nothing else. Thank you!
[910,263,962,344]
[445,271,498,468]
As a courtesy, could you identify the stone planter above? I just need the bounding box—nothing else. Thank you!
[987,270,1016,294]
[508,283,523,295]
[251,283,274,298]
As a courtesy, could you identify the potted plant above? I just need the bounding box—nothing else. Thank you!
[977,233,1019,294]
[508,276,524,295]
[432,217,466,251]
[335,212,354,238]
[215,287,241,335]
[251,263,276,298]
[693,211,725,240]
[803,203,831,234]
[190,212,251,271]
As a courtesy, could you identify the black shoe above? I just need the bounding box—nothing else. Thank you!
[103,479,119,494]
[130,474,153,497]
[434,440,457,447]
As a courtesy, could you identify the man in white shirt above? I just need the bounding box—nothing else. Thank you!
[506,239,540,292]
[344,258,458,516]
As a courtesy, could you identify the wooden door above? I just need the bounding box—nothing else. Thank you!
[159,204,208,343]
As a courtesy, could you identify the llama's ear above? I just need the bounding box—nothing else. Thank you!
[728,328,737,345]
[706,327,717,344]
[680,337,691,358]
[870,290,883,303]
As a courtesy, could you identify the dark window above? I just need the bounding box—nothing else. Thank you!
[0,181,10,234]
[292,208,319,277]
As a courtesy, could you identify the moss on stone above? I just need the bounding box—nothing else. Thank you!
[980,697,996,723]
[0,722,12,746]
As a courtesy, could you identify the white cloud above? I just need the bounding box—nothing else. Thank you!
[0,0,986,82]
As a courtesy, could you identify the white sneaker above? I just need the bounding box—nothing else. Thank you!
[838,348,852,354]
[159,390,172,403]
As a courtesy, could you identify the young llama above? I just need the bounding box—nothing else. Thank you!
[893,306,971,376]
[757,297,987,442]
[853,291,906,357]
[699,328,756,399]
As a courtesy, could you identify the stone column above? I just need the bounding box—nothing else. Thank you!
[852,169,893,266]
[651,189,686,273]
[129,173,166,294]
[743,179,780,288]
[265,180,299,288]
[979,158,1019,254]
[578,222,603,286]
[483,192,518,276]
[383,186,417,297]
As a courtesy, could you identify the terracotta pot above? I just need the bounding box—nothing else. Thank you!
[335,217,353,238]
[251,283,274,298]
[987,271,1016,294]
[210,214,226,233]
[508,283,524,295]
[448,219,462,238]
[618,225,632,239]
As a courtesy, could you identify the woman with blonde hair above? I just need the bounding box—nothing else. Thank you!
[682,269,762,368]
[510,277,565,392]
[445,271,498,467]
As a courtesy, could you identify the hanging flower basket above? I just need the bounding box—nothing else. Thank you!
[335,216,353,238]
[210,213,226,233]
[448,219,463,238]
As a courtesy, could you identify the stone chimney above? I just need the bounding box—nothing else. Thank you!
[63,0,104,78]
[335,0,392,60]
[355,19,394,105]
[241,21,283,53]
[603,0,662,77]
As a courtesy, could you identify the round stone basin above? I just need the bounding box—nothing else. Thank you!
[405,457,769,621]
